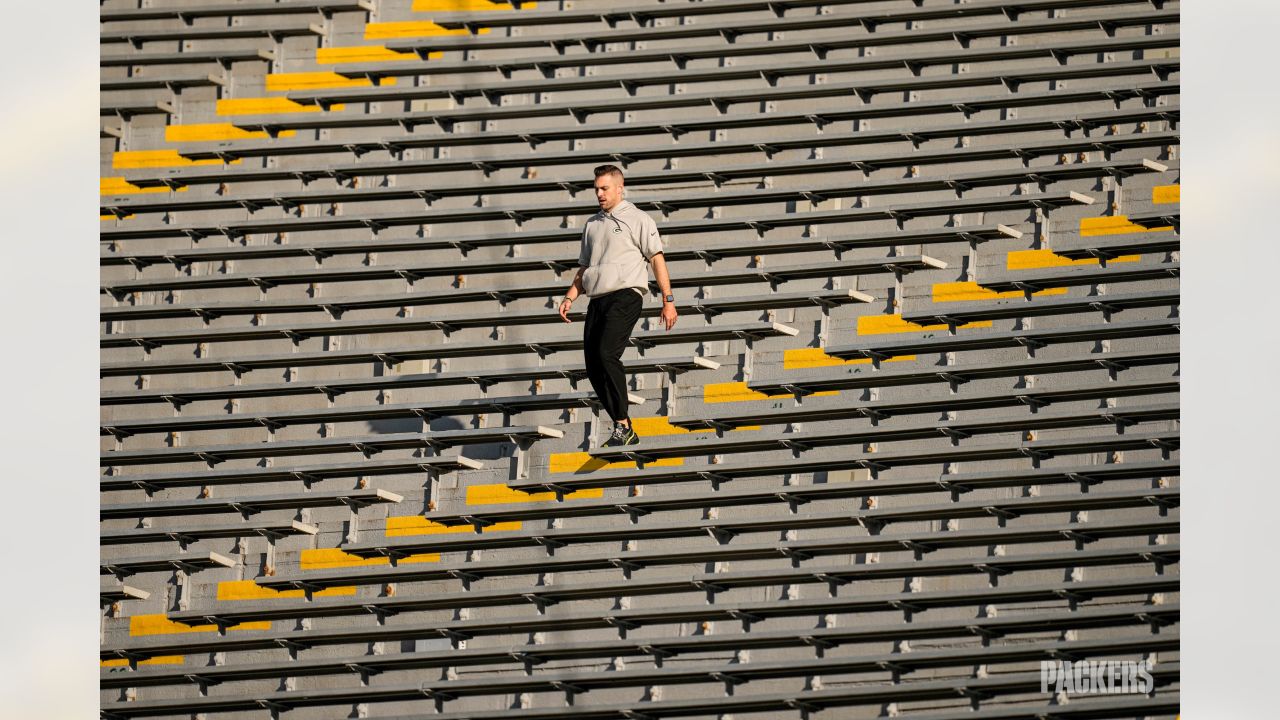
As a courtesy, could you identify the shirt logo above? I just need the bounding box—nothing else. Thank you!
[612,227,622,233]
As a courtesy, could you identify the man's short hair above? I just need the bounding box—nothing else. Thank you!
[594,164,624,183]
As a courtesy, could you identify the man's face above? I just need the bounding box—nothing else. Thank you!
[594,174,623,212]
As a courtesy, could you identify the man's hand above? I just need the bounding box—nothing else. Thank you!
[558,298,575,323]
[660,301,678,331]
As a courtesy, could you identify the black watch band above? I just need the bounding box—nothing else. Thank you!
[663,294,675,303]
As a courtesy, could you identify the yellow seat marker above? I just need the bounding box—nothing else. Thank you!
[101,655,185,667]
[548,452,685,475]
[1152,185,1180,204]
[316,46,423,64]
[413,0,524,10]
[128,614,269,636]
[365,21,490,39]
[467,483,602,504]
[387,516,523,536]
[1005,249,1138,271]
[216,97,344,116]
[857,314,992,336]
[931,280,1067,303]
[629,416,717,435]
[101,176,183,195]
[299,548,439,570]
[544,414,761,474]
[164,123,295,142]
[266,72,398,91]
[782,347,915,370]
[703,381,836,403]
[547,450,691,474]
[112,150,238,169]
[1080,216,1173,237]
[216,580,354,601]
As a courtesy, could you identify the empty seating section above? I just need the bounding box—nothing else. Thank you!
[99,0,1180,717]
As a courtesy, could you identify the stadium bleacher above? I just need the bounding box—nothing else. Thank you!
[99,0,1179,717]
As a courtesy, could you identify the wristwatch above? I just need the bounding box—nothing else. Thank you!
[663,294,675,304]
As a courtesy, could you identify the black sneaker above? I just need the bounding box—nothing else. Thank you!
[604,422,640,447]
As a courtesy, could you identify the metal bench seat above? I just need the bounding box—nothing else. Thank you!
[823,317,1180,362]
[749,347,1178,396]
[343,6,1179,81]
[98,321,796,378]
[103,357,713,408]
[1052,230,1181,260]
[100,426,547,468]
[423,458,1177,529]
[99,0,373,23]
[158,542,1178,627]
[101,390,642,438]
[512,426,1179,494]
[101,519,318,546]
[101,574,1177,661]
[101,454,479,491]
[103,602,1177,688]
[318,499,1175,582]
[902,288,1180,326]
[100,488,402,519]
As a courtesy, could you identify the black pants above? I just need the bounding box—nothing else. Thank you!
[583,288,643,423]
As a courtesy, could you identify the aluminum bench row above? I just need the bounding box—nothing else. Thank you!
[288,35,1182,109]
[312,497,1177,585]
[124,59,1179,145]
[99,645,1180,718]
[103,357,714,408]
[100,139,1171,229]
[426,458,1178,529]
[335,7,1178,82]
[102,574,1178,660]
[161,542,1180,625]
[103,602,1177,688]
[99,186,1101,243]
[514,427,1180,494]
[100,0,374,24]
[99,320,797,378]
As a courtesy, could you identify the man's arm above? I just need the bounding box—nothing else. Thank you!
[558,267,586,323]
[651,253,678,331]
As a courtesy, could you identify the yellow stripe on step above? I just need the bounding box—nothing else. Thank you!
[216,580,355,601]
[299,548,439,570]
[129,614,269,636]
[932,280,1066,302]
[1005,249,1138,271]
[782,348,916,370]
[164,123,294,142]
[364,21,488,39]
[466,483,602,504]
[316,46,421,63]
[412,0,521,10]
[630,416,712,435]
[216,97,343,116]
[112,150,237,169]
[703,381,836,403]
[1080,216,1173,236]
[386,516,523,536]
[548,452,684,475]
[101,176,185,195]
[1152,185,1180,204]
[266,72,398,91]
[102,655,185,667]
[857,314,991,336]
